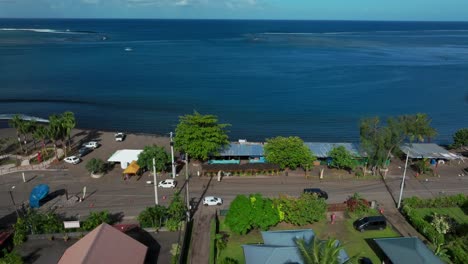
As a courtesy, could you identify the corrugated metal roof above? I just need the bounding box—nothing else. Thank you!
[305,142,362,158]
[261,229,314,246]
[218,142,264,157]
[375,237,443,264]
[400,143,462,160]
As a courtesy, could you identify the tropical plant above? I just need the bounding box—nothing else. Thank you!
[8,114,25,153]
[249,194,280,231]
[296,237,359,264]
[451,128,468,148]
[225,195,254,235]
[276,194,327,226]
[167,193,187,222]
[61,111,76,151]
[174,111,230,161]
[219,257,239,264]
[328,146,356,172]
[137,145,170,171]
[32,125,48,156]
[137,205,167,228]
[81,211,111,231]
[47,114,66,159]
[360,114,436,173]
[85,158,106,175]
[215,233,228,259]
[0,249,23,264]
[415,158,432,175]
[264,136,316,170]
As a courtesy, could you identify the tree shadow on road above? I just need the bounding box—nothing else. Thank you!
[188,176,213,218]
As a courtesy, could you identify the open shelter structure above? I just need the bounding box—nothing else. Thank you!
[399,143,463,161]
[107,149,143,169]
[58,223,147,264]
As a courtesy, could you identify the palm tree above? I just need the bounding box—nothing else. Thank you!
[33,125,49,156]
[8,114,25,153]
[24,120,38,153]
[61,111,76,151]
[295,237,359,264]
[48,114,65,159]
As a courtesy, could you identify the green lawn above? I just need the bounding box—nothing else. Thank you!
[218,216,400,264]
[413,207,468,224]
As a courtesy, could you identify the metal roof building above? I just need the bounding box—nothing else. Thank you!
[305,142,362,158]
[242,229,349,264]
[218,142,264,157]
[374,237,443,264]
[400,143,463,160]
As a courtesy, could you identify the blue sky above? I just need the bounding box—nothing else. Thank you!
[0,0,467,21]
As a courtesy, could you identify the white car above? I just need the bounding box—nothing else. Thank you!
[158,179,176,188]
[114,132,125,142]
[203,196,223,206]
[64,156,81,164]
[83,141,100,149]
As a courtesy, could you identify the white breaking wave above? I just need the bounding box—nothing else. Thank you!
[0,28,82,34]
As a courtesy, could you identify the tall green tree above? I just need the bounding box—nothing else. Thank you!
[328,146,356,172]
[451,128,468,148]
[296,237,358,264]
[174,111,230,161]
[360,114,436,172]
[225,195,254,235]
[137,145,170,172]
[33,125,49,156]
[264,136,316,170]
[86,158,106,175]
[61,111,76,151]
[167,193,187,221]
[47,114,66,159]
[8,114,25,153]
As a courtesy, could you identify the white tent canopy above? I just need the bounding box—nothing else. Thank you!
[108,149,143,169]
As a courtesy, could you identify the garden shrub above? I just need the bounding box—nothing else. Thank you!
[275,194,327,226]
[137,205,167,228]
[165,218,181,232]
[447,236,468,264]
[81,211,111,231]
[0,249,23,264]
[401,205,444,245]
[209,218,216,264]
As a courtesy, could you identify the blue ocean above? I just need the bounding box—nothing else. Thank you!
[0,19,467,143]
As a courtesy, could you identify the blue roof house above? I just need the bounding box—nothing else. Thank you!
[242,229,350,264]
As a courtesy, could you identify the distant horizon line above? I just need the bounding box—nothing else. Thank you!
[1,17,468,23]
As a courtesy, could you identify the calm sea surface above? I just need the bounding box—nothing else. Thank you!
[0,19,467,143]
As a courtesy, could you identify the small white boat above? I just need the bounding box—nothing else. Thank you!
[124,47,133,52]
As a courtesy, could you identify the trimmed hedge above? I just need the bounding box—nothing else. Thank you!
[403,194,467,208]
[401,205,444,245]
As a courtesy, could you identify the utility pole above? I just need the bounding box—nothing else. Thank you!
[185,153,190,221]
[153,158,159,205]
[9,186,19,218]
[170,132,176,179]
[397,150,410,209]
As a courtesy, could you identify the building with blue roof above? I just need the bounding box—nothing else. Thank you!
[242,229,350,264]
[374,237,443,264]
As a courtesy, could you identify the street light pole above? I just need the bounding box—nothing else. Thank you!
[170,132,176,179]
[9,186,19,218]
[397,150,410,209]
[153,158,159,205]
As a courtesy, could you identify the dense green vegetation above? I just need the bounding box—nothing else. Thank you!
[402,194,468,263]
[451,128,468,148]
[174,111,230,161]
[137,145,170,172]
[264,136,316,170]
[137,193,187,231]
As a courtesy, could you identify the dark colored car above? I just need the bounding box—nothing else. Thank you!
[353,216,387,232]
[78,147,92,157]
[359,257,373,264]
[303,188,328,199]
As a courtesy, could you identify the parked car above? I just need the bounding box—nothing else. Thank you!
[114,132,125,142]
[83,141,100,149]
[303,188,328,199]
[359,257,373,264]
[158,179,176,188]
[78,147,92,157]
[64,156,81,164]
[203,196,223,206]
[353,216,387,232]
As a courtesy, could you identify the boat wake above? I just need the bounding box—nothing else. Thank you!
[0,28,96,34]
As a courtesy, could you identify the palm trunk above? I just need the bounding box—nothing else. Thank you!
[17,132,24,153]
[62,139,67,156]
[53,142,58,160]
